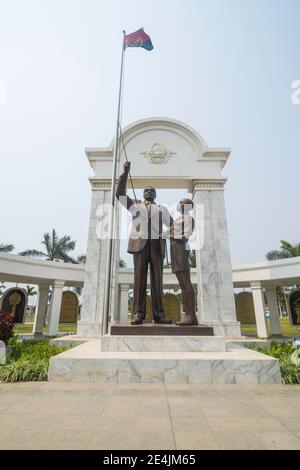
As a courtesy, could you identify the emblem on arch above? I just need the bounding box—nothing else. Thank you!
[141,143,176,164]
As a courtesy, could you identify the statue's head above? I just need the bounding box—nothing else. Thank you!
[177,198,194,214]
[143,186,156,202]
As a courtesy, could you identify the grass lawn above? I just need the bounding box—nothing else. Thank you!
[14,318,300,338]
[14,323,77,335]
[241,317,300,337]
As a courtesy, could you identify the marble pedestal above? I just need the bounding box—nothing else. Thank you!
[49,336,281,384]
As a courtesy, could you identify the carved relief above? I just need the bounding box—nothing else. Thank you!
[141,143,176,164]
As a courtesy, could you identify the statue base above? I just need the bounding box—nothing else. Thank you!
[110,323,214,336]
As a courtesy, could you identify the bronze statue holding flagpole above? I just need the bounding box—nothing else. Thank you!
[101,28,155,335]
[102,28,198,333]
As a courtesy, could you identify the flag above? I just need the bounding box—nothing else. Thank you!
[124,28,153,51]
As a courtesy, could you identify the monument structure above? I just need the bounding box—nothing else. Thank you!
[49,117,283,384]
[77,117,241,337]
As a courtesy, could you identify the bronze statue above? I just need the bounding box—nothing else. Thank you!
[168,198,198,326]
[116,161,172,325]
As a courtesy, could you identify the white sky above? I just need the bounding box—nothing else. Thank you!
[0,0,299,268]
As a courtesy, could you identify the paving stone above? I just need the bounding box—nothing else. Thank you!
[0,382,299,450]
[214,432,266,450]
[175,431,220,450]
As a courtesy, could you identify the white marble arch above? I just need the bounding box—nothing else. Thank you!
[77,117,240,337]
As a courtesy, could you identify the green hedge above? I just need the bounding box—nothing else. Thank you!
[253,341,300,384]
[0,338,70,382]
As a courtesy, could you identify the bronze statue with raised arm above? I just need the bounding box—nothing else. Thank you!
[116,161,173,325]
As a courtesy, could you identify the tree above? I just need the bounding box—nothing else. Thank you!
[77,255,86,264]
[19,229,77,263]
[119,258,127,268]
[0,244,14,253]
[24,286,37,297]
[266,240,300,261]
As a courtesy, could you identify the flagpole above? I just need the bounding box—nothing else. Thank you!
[101,31,126,336]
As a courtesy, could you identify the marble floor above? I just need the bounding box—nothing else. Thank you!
[0,382,300,450]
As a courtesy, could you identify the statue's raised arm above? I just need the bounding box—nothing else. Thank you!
[116,161,134,210]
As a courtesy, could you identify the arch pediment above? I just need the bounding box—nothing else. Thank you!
[87,117,230,189]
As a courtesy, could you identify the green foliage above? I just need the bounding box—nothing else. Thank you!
[0,359,48,382]
[255,341,294,360]
[77,254,86,264]
[253,341,300,384]
[280,360,300,384]
[0,243,14,253]
[189,250,196,268]
[0,338,70,382]
[0,310,15,344]
[19,228,77,263]
[266,240,300,260]
[24,285,37,297]
[14,322,77,335]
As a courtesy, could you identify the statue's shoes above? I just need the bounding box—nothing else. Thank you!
[131,314,144,325]
[154,317,172,324]
[176,316,198,326]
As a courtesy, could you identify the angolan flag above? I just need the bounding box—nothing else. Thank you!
[124,28,153,51]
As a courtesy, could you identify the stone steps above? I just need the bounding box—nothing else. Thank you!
[100,335,226,352]
[48,338,282,384]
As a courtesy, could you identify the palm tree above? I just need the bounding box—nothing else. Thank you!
[0,244,14,253]
[77,255,86,264]
[266,240,300,260]
[24,285,38,297]
[119,258,127,268]
[19,229,77,263]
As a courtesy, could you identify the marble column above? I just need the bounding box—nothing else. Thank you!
[265,287,282,336]
[47,280,64,336]
[251,282,268,338]
[33,284,49,335]
[77,180,118,336]
[110,202,121,324]
[192,181,240,336]
[119,283,130,324]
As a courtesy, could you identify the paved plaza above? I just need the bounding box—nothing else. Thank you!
[0,382,300,450]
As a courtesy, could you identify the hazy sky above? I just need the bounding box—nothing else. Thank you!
[1,0,299,266]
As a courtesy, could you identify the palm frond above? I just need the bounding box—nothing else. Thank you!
[77,255,86,264]
[58,235,76,252]
[19,250,47,258]
[42,232,52,258]
[119,258,127,268]
[0,244,14,253]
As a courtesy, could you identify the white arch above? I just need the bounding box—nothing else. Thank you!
[110,117,208,156]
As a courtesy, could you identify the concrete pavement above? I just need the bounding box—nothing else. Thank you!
[0,382,300,450]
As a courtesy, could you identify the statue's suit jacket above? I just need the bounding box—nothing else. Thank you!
[116,171,172,256]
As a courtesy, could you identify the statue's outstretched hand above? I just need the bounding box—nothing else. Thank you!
[124,161,131,174]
